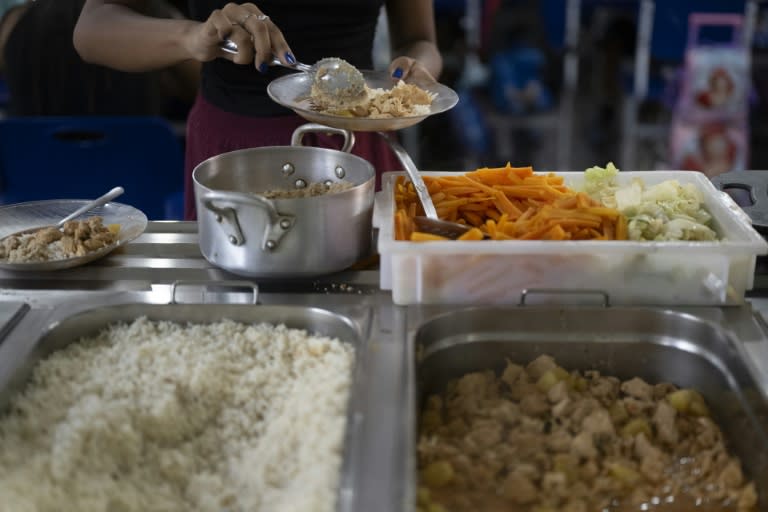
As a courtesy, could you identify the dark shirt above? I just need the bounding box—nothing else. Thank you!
[189,0,384,116]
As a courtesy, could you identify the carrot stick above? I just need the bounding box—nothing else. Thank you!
[410,232,450,241]
[457,227,485,240]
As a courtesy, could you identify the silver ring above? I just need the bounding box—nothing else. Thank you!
[238,12,253,25]
[255,14,269,21]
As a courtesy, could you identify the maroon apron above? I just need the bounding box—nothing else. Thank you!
[184,93,401,220]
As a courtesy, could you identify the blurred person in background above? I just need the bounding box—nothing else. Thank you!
[73,0,443,220]
[2,0,199,118]
[0,0,26,75]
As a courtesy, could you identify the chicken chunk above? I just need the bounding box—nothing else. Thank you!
[547,380,569,404]
[571,431,597,459]
[589,376,620,405]
[500,471,538,504]
[501,362,524,389]
[34,227,62,245]
[634,433,666,483]
[581,408,615,438]
[520,393,550,417]
[653,401,679,446]
[621,377,653,401]
[719,459,744,489]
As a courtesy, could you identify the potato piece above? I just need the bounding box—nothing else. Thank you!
[537,366,571,392]
[421,410,442,432]
[568,374,588,392]
[553,454,579,482]
[621,418,652,438]
[666,389,693,413]
[607,463,642,486]
[552,366,570,381]
[417,487,431,506]
[421,460,454,487]
[666,389,710,417]
[609,401,629,424]
[107,223,121,236]
[537,370,560,393]
[689,391,710,417]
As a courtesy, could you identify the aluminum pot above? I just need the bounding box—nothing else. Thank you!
[193,124,375,277]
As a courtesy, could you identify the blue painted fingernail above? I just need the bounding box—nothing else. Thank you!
[285,53,296,65]
[392,67,403,79]
[259,62,269,73]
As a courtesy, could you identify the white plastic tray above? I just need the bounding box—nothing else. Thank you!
[374,170,768,306]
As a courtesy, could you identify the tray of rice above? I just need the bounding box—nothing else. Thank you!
[0,303,370,512]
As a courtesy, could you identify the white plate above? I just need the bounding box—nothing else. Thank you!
[0,200,148,271]
[267,70,459,132]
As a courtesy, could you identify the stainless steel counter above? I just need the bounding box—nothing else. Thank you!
[2,221,768,511]
[0,221,411,512]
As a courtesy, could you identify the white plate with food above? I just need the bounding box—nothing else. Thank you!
[0,200,148,271]
[267,69,459,132]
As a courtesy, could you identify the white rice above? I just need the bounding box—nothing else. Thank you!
[0,317,355,512]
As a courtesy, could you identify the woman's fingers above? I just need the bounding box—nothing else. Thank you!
[265,21,294,66]
[186,11,230,62]
[190,3,296,69]
[218,3,294,71]
[388,56,437,83]
[242,12,272,71]
[208,10,254,64]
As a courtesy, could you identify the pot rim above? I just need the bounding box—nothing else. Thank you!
[192,144,376,185]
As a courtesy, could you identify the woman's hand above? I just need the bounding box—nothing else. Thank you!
[183,2,294,72]
[388,55,437,83]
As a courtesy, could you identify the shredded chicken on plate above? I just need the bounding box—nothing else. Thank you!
[311,80,435,118]
[0,217,117,263]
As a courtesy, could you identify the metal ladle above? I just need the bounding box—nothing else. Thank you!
[220,40,367,103]
[380,133,489,240]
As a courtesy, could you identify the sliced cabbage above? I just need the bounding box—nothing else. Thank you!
[582,163,718,241]
[584,162,620,207]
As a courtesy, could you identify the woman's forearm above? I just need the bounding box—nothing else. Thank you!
[74,1,197,72]
[386,0,443,80]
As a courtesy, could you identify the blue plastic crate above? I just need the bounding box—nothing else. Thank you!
[0,116,185,220]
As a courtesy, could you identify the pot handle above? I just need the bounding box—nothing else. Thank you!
[201,190,295,251]
[291,123,356,153]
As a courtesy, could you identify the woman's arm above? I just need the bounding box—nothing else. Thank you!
[74,0,200,71]
[385,0,442,81]
[73,0,294,72]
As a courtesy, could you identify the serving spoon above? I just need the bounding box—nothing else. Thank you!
[55,187,125,227]
[380,133,490,240]
[220,40,367,103]
[0,186,125,243]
